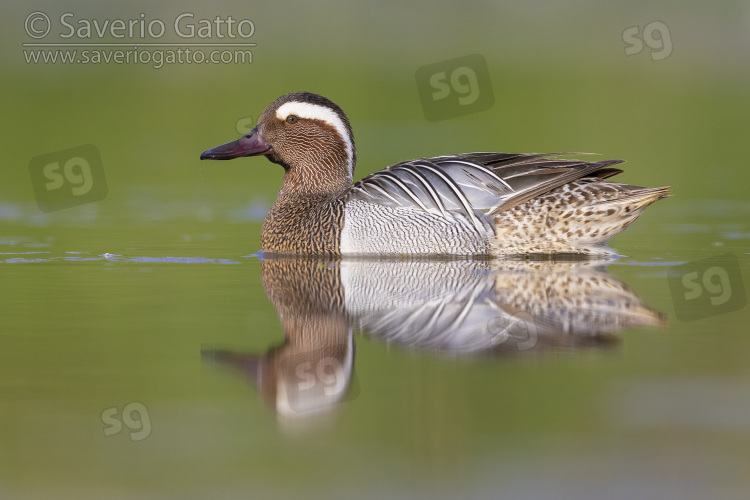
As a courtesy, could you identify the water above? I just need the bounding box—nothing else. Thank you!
[2,200,748,499]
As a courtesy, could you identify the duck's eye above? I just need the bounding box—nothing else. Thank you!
[285,115,299,124]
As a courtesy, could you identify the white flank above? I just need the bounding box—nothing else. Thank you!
[275,101,354,175]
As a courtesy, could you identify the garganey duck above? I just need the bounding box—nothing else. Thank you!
[200,92,668,256]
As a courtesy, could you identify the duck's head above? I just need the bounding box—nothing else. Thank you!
[200,92,356,194]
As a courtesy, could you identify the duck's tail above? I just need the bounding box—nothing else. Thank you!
[490,181,670,256]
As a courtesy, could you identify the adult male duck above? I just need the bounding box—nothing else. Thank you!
[201,92,668,256]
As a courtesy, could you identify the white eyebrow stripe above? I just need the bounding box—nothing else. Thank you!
[275,101,354,175]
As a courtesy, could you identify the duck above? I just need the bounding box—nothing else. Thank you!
[200,91,668,256]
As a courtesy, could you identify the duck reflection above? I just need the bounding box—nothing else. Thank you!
[203,257,664,419]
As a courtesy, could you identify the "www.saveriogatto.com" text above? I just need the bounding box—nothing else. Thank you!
[23,47,252,69]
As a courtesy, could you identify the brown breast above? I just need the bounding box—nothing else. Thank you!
[260,193,345,255]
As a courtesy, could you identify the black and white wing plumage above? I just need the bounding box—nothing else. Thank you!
[346,153,624,219]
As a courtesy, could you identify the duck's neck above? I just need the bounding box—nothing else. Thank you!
[279,170,351,197]
[278,155,352,197]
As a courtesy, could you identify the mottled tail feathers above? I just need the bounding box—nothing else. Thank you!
[491,179,670,256]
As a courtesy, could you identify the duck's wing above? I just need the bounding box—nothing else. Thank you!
[347,153,624,217]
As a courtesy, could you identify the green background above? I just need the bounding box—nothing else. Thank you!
[2,1,749,498]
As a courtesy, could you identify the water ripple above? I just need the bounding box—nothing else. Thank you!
[0,252,241,264]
